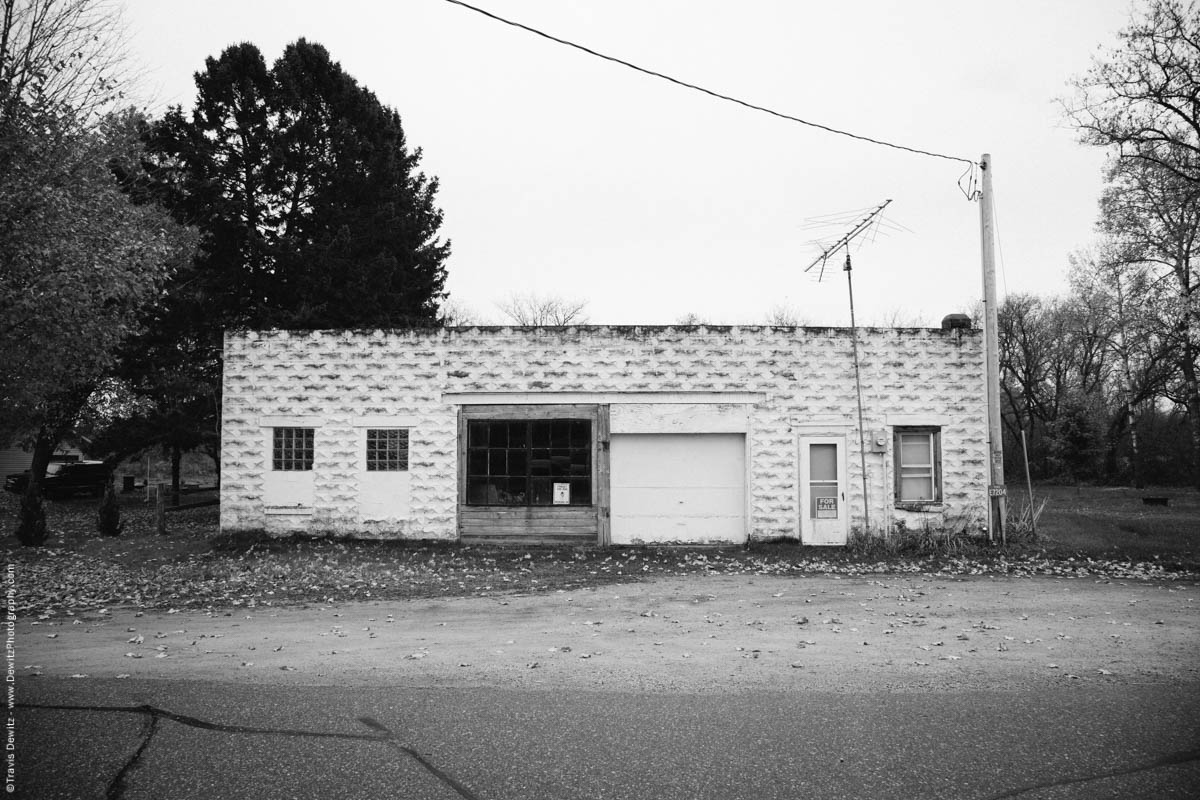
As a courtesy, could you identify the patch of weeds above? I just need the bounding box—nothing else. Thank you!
[848,519,985,558]
[1002,496,1045,546]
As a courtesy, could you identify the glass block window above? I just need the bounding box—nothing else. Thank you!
[273,427,314,471]
[366,429,409,471]
[466,419,591,506]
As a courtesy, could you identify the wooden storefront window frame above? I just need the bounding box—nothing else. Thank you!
[457,404,605,506]
[464,418,592,507]
[457,403,612,545]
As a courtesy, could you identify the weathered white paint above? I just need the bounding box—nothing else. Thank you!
[609,403,750,434]
[259,416,324,428]
[799,435,849,545]
[610,433,746,545]
[263,471,315,512]
[259,424,317,514]
[356,426,412,524]
[444,391,765,405]
[885,414,951,426]
[359,471,411,522]
[352,416,420,428]
[221,326,989,541]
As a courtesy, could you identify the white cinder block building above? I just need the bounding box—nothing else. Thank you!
[220,324,988,546]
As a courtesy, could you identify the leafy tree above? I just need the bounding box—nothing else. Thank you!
[0,109,195,544]
[1065,0,1200,183]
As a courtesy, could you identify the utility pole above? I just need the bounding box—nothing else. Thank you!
[979,154,1006,544]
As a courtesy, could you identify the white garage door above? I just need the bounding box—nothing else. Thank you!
[609,433,746,545]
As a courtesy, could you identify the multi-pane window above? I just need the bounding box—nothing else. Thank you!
[273,427,314,471]
[466,419,591,506]
[895,427,941,503]
[366,429,409,471]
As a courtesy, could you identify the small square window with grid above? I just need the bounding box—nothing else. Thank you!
[273,427,314,471]
[366,429,409,471]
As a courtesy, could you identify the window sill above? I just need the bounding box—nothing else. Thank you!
[463,504,595,508]
[264,505,314,515]
[894,502,943,513]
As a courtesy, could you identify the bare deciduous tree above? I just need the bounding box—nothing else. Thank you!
[1098,156,1200,485]
[763,305,808,327]
[496,293,588,326]
[439,298,482,327]
[1064,0,1200,183]
[869,308,930,328]
[0,0,129,126]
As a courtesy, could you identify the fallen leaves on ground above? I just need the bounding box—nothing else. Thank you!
[8,539,1199,616]
[4,493,1198,615]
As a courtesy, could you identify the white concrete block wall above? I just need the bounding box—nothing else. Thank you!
[221,326,987,540]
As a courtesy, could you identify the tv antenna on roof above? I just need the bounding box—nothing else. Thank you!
[802,198,893,535]
[803,199,893,279]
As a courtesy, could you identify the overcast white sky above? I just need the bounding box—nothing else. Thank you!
[122,0,1134,326]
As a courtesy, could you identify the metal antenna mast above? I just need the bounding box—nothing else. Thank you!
[804,199,893,536]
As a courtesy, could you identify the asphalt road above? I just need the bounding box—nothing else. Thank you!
[14,678,1200,799]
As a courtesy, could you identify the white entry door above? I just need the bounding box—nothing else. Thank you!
[799,436,848,545]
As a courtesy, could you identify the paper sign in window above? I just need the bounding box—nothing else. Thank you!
[815,496,838,519]
[553,482,570,504]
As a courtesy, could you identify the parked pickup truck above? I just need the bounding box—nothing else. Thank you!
[4,461,108,498]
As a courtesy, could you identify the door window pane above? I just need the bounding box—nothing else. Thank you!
[810,443,837,481]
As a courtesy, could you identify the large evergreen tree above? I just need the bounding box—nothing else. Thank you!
[142,38,449,330]
[108,40,450,488]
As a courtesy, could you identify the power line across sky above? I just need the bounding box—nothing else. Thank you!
[124,0,1126,325]
[442,0,978,169]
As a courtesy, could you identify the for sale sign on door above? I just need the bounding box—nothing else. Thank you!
[815,496,837,519]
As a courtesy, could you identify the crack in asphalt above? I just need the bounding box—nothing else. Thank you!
[106,709,158,800]
[19,703,479,800]
[19,702,1200,799]
[983,746,1200,799]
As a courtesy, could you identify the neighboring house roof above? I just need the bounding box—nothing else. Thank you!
[0,444,85,476]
